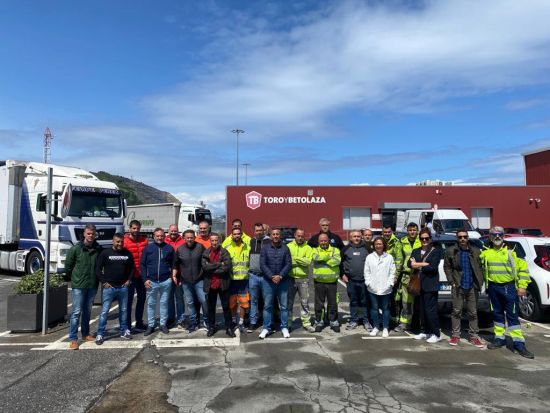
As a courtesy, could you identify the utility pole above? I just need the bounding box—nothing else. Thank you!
[231,129,244,186]
[242,163,251,185]
[43,127,53,164]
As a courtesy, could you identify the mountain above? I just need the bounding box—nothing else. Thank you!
[93,171,179,205]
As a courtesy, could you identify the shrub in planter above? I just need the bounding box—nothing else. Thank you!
[8,271,68,332]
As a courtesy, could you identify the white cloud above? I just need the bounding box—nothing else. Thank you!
[144,0,550,140]
[173,191,226,216]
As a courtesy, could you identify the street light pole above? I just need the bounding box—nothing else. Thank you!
[242,163,251,185]
[231,129,244,186]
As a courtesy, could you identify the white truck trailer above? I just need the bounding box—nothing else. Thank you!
[0,160,125,273]
[125,203,212,235]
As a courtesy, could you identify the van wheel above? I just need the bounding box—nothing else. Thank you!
[25,250,44,274]
[519,287,542,321]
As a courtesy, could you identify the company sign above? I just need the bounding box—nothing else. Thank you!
[245,191,326,210]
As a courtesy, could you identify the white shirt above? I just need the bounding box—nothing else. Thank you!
[364,251,396,295]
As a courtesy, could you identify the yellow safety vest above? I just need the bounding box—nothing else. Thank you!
[312,246,341,283]
[226,241,250,281]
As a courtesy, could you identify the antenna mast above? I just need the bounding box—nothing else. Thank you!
[43,127,53,164]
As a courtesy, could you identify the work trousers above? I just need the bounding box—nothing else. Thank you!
[487,281,525,345]
[420,290,440,337]
[451,287,479,338]
[314,281,339,325]
[398,272,415,326]
[207,288,232,330]
[287,277,312,328]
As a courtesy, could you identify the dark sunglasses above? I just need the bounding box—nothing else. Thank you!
[420,237,431,241]
[457,235,468,239]
[490,232,504,237]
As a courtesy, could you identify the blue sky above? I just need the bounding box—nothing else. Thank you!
[2,0,550,214]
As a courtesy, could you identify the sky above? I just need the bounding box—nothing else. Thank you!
[2,0,550,215]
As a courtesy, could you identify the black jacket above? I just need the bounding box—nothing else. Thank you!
[408,247,443,292]
[443,244,484,291]
[308,231,344,250]
[202,247,232,292]
[173,242,205,284]
[95,248,134,286]
[341,241,369,281]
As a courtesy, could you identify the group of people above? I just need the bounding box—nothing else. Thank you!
[64,217,534,359]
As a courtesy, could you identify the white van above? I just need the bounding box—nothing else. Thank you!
[399,209,481,239]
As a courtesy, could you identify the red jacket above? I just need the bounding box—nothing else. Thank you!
[123,234,149,278]
[165,235,185,250]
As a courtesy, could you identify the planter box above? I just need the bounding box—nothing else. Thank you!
[7,285,68,333]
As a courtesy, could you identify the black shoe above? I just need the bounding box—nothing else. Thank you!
[160,325,169,334]
[514,346,535,359]
[143,327,155,336]
[331,325,341,333]
[226,328,236,338]
[487,339,507,350]
[314,324,323,333]
[246,323,258,333]
[207,328,216,337]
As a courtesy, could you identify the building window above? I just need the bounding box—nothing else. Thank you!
[471,208,491,229]
[343,208,371,230]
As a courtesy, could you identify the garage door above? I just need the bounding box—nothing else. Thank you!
[343,208,371,230]
[472,208,491,229]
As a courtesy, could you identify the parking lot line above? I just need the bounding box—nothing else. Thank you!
[259,337,317,342]
[152,337,240,348]
[520,318,550,332]
[0,342,52,347]
[361,336,413,340]
[32,340,148,351]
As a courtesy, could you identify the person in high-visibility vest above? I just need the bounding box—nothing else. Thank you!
[382,225,404,329]
[481,226,534,359]
[312,233,342,332]
[395,222,421,332]
[222,218,251,248]
[225,227,251,333]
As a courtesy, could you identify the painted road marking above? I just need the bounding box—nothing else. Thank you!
[0,342,52,346]
[361,336,413,340]
[520,318,550,332]
[259,337,317,342]
[32,340,148,351]
[152,337,240,348]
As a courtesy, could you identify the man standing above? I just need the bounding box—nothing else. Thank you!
[248,223,269,332]
[395,223,420,332]
[443,229,484,348]
[382,225,403,329]
[65,224,102,350]
[259,228,292,339]
[95,233,134,345]
[341,230,370,330]
[172,230,207,333]
[308,218,344,250]
[312,233,342,332]
[222,218,251,248]
[481,226,534,358]
[202,233,234,337]
[165,224,185,327]
[287,228,315,333]
[225,227,251,333]
[195,221,212,249]
[141,228,174,336]
[362,229,375,254]
[124,220,149,332]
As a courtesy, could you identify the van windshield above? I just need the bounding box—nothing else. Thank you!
[440,219,474,232]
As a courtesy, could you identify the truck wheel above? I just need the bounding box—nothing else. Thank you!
[25,250,44,274]
[519,286,542,321]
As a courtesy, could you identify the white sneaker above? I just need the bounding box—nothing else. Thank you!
[382,328,389,338]
[281,328,290,338]
[414,333,428,340]
[427,334,442,344]
[369,328,379,337]
[259,329,269,339]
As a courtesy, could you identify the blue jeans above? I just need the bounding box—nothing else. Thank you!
[369,292,391,330]
[146,278,172,327]
[182,280,208,328]
[168,282,185,323]
[249,272,263,324]
[69,287,97,341]
[127,278,147,328]
[97,285,129,336]
[261,277,289,330]
[347,279,368,323]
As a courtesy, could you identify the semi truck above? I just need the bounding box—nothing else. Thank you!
[0,160,125,274]
[125,202,212,235]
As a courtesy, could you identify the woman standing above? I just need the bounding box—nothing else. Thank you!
[364,237,396,337]
[408,228,443,344]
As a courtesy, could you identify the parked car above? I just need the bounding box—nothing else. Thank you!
[430,235,490,312]
[504,227,544,237]
[493,236,550,321]
[275,226,298,244]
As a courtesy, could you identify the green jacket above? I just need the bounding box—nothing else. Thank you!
[312,245,341,283]
[386,234,403,273]
[288,240,313,279]
[400,235,421,275]
[65,241,102,289]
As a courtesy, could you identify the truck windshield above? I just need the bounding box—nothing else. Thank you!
[440,219,474,232]
[196,209,212,225]
[68,192,122,218]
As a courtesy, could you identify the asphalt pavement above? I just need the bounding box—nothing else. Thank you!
[1,272,550,413]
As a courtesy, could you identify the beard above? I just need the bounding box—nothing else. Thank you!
[493,238,503,247]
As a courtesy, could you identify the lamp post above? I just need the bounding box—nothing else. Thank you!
[242,163,251,185]
[231,129,244,186]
